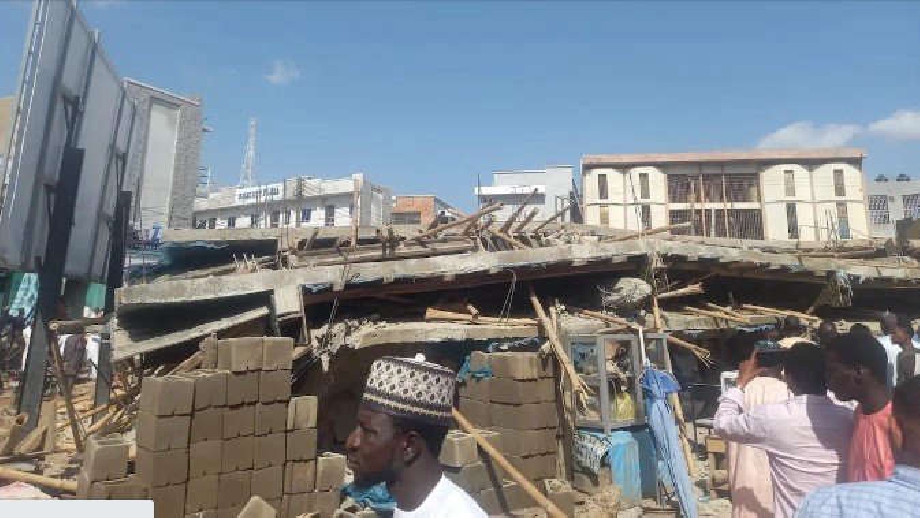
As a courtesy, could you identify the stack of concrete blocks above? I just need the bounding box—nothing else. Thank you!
[457,351,562,515]
[439,429,518,515]
[76,434,148,500]
[282,396,345,518]
[186,369,229,518]
[136,374,196,518]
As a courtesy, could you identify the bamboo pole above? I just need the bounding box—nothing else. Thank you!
[703,303,748,320]
[412,203,503,242]
[424,308,537,326]
[741,304,821,323]
[492,230,530,250]
[499,188,540,234]
[528,286,591,407]
[0,466,78,492]
[56,402,109,431]
[532,204,571,233]
[656,283,704,300]
[682,306,750,324]
[602,221,692,242]
[513,208,540,234]
[50,332,84,452]
[453,409,565,518]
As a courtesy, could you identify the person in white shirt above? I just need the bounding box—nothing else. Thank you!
[876,313,919,388]
[346,356,487,518]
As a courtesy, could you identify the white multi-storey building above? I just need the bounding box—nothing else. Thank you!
[581,148,868,241]
[866,174,920,239]
[193,173,392,230]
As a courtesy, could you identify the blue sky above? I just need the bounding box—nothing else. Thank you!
[1,1,919,210]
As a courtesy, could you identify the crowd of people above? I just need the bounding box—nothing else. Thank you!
[715,313,920,518]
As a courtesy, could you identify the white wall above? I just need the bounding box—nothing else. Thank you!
[138,101,179,229]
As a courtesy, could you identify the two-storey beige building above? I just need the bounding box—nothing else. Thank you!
[581,148,868,241]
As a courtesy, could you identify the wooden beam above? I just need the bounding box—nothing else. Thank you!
[492,230,530,250]
[532,204,571,233]
[0,466,77,493]
[424,308,537,326]
[412,203,503,242]
[682,306,750,324]
[513,208,540,234]
[499,188,540,234]
[528,286,591,408]
[657,283,704,300]
[602,221,692,243]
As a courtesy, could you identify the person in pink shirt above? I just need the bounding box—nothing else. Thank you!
[825,330,896,482]
[714,342,854,518]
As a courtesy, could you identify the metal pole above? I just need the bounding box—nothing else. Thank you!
[18,147,85,432]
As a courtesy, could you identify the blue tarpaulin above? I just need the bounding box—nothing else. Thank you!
[574,429,642,506]
[342,483,395,514]
[642,367,697,518]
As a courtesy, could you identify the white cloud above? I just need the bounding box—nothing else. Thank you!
[867,109,920,140]
[757,121,862,149]
[264,59,301,86]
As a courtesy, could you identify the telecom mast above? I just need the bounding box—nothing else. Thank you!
[239,117,257,186]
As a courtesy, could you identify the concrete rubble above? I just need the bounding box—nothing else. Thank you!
[4,211,920,517]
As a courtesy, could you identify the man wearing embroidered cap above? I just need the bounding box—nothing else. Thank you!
[347,356,487,517]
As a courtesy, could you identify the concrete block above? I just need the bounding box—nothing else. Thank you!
[488,352,546,380]
[228,372,260,406]
[478,481,527,514]
[469,351,490,371]
[308,490,340,518]
[262,337,294,371]
[282,493,310,518]
[315,453,346,491]
[218,337,264,372]
[256,403,287,436]
[496,428,557,457]
[489,378,555,404]
[544,480,576,518]
[478,428,504,455]
[259,370,291,403]
[438,431,478,468]
[135,447,189,487]
[136,413,191,451]
[458,377,490,402]
[287,396,319,430]
[458,398,490,428]
[218,470,252,509]
[520,453,556,481]
[77,472,148,499]
[251,466,283,501]
[489,403,557,430]
[190,440,222,478]
[186,475,219,513]
[573,469,613,495]
[221,435,255,472]
[286,428,318,461]
[82,434,129,482]
[192,370,229,410]
[239,496,277,518]
[191,407,224,443]
[140,375,195,416]
[151,483,187,518]
[200,336,219,369]
[265,499,281,515]
[283,460,315,494]
[224,404,256,439]
[254,433,286,469]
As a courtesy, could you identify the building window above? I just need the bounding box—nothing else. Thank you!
[599,206,609,226]
[904,194,920,219]
[250,214,259,228]
[227,216,236,229]
[640,205,651,230]
[391,211,422,225]
[207,218,216,229]
[325,205,335,227]
[301,208,312,224]
[195,219,206,229]
[833,169,846,197]
[270,210,281,228]
[283,210,291,226]
[786,203,799,239]
[597,174,609,200]
[868,195,890,225]
[837,202,851,239]
[639,173,650,200]
[784,170,795,197]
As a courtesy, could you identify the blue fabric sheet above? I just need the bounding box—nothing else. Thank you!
[343,483,395,514]
[574,429,642,506]
[642,367,697,518]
